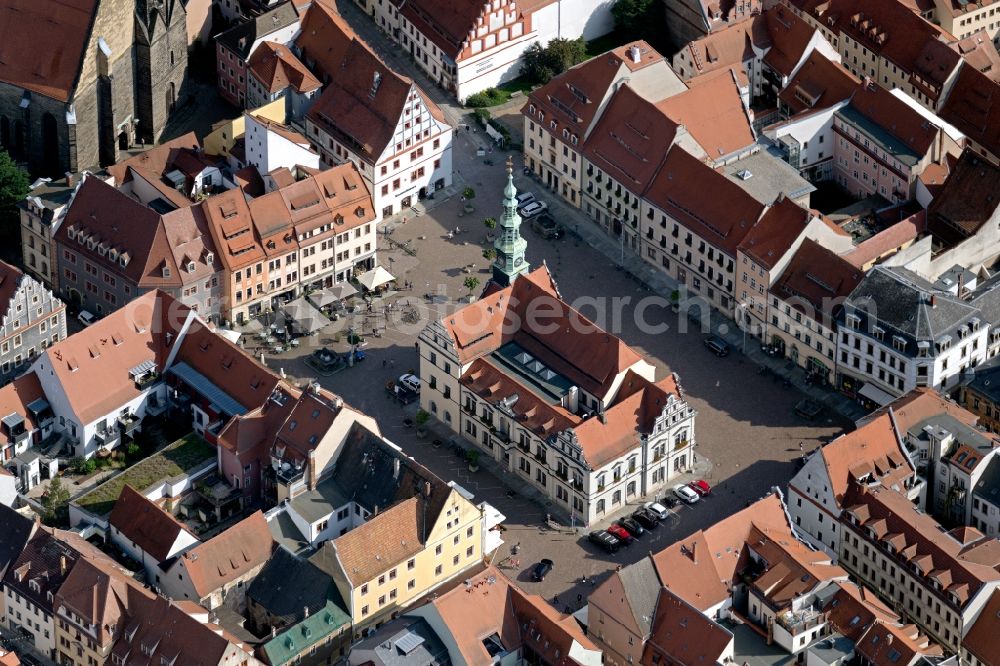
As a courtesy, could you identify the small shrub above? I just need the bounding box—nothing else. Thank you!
[415,409,430,426]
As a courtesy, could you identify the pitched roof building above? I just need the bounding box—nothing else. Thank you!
[0,259,66,385]
[108,484,199,580]
[158,511,274,611]
[304,32,453,220]
[419,260,697,525]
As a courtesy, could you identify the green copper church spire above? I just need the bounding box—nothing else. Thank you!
[491,156,529,287]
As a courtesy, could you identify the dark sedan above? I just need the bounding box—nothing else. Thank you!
[532,558,554,581]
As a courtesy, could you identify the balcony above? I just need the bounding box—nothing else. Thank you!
[95,428,120,448]
[776,607,826,636]
[117,413,139,436]
[12,430,29,445]
[134,372,159,390]
[674,439,690,451]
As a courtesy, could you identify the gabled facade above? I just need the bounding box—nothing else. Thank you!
[305,36,453,220]
[0,261,66,384]
[214,3,301,108]
[108,484,199,582]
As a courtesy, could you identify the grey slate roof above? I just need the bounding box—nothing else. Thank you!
[974,456,1000,506]
[965,359,1000,404]
[215,3,299,60]
[247,548,341,624]
[0,505,35,578]
[844,266,982,356]
[348,617,450,666]
[618,555,662,637]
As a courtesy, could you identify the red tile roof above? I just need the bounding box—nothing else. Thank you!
[307,37,445,163]
[770,238,863,318]
[248,41,321,95]
[778,51,860,115]
[963,589,1000,665]
[761,6,818,78]
[0,261,24,318]
[0,373,45,446]
[294,0,355,81]
[525,41,667,150]
[581,85,678,197]
[953,30,1000,83]
[738,196,813,269]
[174,511,273,597]
[644,146,765,255]
[106,133,201,185]
[847,83,939,157]
[109,485,197,561]
[675,16,764,81]
[642,588,733,666]
[939,64,1000,162]
[0,0,96,101]
[843,483,1000,608]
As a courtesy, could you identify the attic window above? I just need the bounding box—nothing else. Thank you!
[187,262,196,273]
[162,265,171,278]
[289,420,297,430]
[355,206,365,217]
[120,253,130,267]
[67,226,77,241]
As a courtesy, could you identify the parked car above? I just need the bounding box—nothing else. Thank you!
[516,192,536,207]
[606,523,636,545]
[643,501,670,520]
[703,335,730,357]
[398,373,421,393]
[795,398,823,420]
[631,509,659,529]
[78,310,97,327]
[689,479,712,496]
[531,213,563,239]
[588,530,621,553]
[673,484,700,504]
[518,201,548,218]
[661,495,679,508]
[617,517,645,538]
[532,558,554,581]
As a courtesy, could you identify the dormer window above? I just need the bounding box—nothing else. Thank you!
[892,336,906,352]
[162,265,171,278]
[872,326,885,341]
[846,313,860,330]
[87,237,97,250]
[120,253,130,268]
[67,226,77,241]
[186,262,196,273]
[205,251,214,264]
[98,242,108,256]
[109,249,118,262]
[28,579,40,593]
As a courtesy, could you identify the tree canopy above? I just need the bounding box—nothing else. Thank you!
[521,38,588,84]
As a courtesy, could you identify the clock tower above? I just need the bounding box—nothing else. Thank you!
[492,156,530,287]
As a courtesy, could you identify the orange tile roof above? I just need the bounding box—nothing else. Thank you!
[843,210,924,268]
[676,16,762,80]
[109,485,197,561]
[658,70,755,159]
[0,650,18,666]
[41,291,189,424]
[248,41,321,95]
[645,146,765,255]
[106,133,201,185]
[0,0,96,101]
[847,83,940,157]
[0,372,45,445]
[174,511,273,598]
[963,589,1000,664]
[642,588,733,665]
[862,387,977,434]
[329,497,424,586]
[953,30,1000,83]
[650,492,794,611]
[817,413,911,504]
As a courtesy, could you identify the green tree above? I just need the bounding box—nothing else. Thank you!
[41,477,71,526]
[611,0,661,42]
[0,149,28,248]
[464,276,481,297]
[483,217,497,230]
[521,38,587,84]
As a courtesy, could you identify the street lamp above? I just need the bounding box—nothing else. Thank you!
[739,302,749,353]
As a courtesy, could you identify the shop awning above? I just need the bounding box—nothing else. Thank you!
[357,265,395,291]
[858,382,895,407]
[282,297,328,335]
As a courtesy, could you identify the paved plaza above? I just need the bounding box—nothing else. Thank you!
[255,122,851,602]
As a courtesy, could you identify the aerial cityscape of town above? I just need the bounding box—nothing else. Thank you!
[0,0,999,663]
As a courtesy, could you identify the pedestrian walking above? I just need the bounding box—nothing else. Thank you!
[799,441,804,453]
[382,359,387,368]
[576,593,583,603]
[581,575,587,584]
[554,595,559,605]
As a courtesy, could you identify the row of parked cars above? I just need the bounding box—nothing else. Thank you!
[588,481,712,553]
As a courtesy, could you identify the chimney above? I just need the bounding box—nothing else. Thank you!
[60,556,67,577]
[566,386,579,414]
[628,45,641,63]
[424,481,432,497]
[307,449,318,490]
[303,606,310,619]
[271,625,277,639]
[689,542,697,564]
[65,172,74,187]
